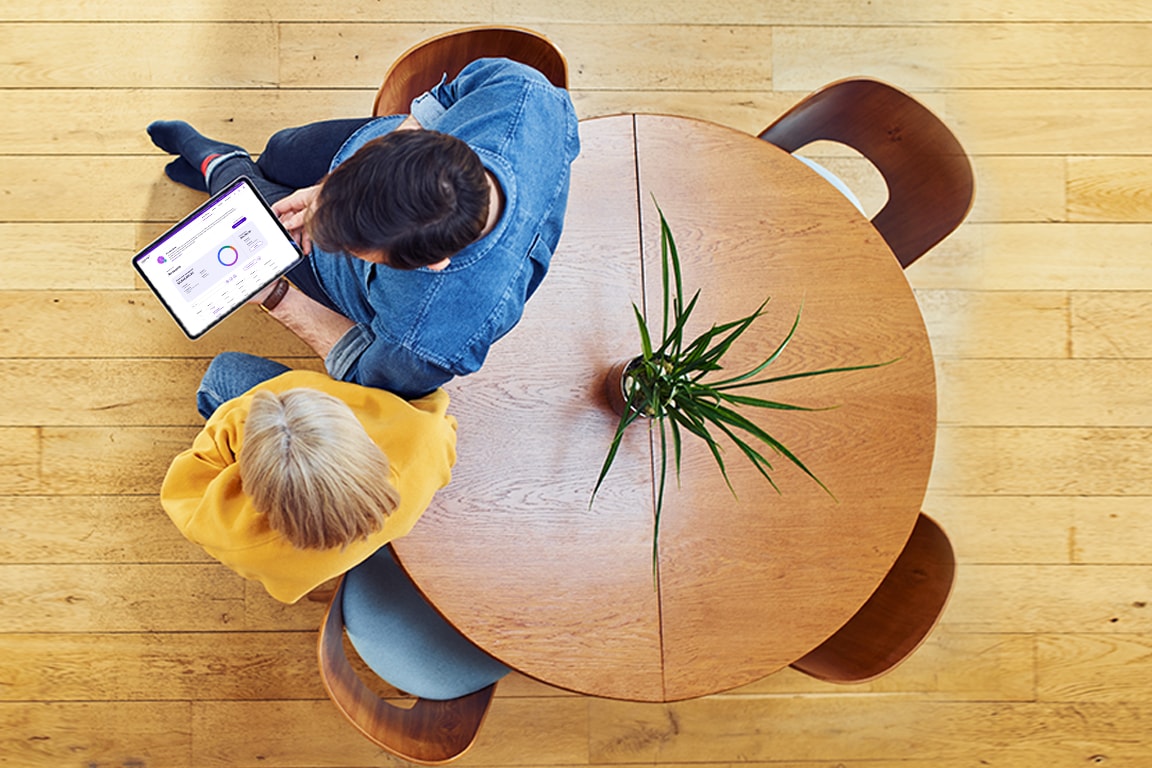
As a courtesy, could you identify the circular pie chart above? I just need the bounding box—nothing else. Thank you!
[217,245,239,266]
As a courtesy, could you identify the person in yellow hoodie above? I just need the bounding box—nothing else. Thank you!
[160,352,457,604]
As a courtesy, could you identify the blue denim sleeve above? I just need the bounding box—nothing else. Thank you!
[410,75,448,125]
[425,58,552,113]
[325,323,453,400]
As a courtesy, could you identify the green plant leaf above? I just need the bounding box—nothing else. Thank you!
[653,414,669,572]
[694,300,772,371]
[697,399,834,498]
[713,359,899,392]
[655,203,685,324]
[711,391,830,411]
[706,306,802,388]
[632,303,654,359]
[677,303,766,369]
[656,289,702,360]
[667,406,738,497]
[590,405,643,507]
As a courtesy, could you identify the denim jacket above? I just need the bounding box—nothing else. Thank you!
[309,58,581,398]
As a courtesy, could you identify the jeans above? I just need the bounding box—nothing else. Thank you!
[207,117,376,201]
[342,546,510,699]
[196,352,293,419]
[208,118,377,312]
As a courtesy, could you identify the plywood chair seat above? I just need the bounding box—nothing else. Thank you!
[373,25,568,117]
[317,547,509,765]
[790,513,955,683]
[759,78,974,268]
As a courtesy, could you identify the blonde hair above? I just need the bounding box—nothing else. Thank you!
[238,388,401,550]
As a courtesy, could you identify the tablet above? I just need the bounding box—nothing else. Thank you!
[133,177,304,339]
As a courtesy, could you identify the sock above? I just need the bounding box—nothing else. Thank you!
[164,157,208,192]
[201,151,250,189]
[146,120,249,180]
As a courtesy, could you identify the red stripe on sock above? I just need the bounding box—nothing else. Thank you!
[199,154,220,177]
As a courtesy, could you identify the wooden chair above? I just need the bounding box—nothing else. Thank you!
[758,78,974,269]
[790,513,955,683]
[373,25,568,117]
[317,563,503,765]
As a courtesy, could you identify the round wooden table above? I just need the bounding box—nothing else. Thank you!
[393,114,938,702]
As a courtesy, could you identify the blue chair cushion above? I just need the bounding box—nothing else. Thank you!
[342,546,511,700]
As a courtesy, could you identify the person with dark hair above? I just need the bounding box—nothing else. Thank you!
[148,58,580,398]
[307,130,493,270]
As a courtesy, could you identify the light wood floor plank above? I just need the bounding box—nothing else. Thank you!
[0,632,320,701]
[1037,633,1152,703]
[915,290,1070,360]
[497,1,1152,24]
[0,23,278,88]
[588,698,1152,765]
[7,0,1152,24]
[1072,291,1152,358]
[0,359,208,427]
[937,359,1152,426]
[925,495,1152,566]
[773,24,1152,91]
[0,563,245,632]
[0,89,376,156]
[280,22,775,91]
[932,426,1152,496]
[40,425,199,495]
[1,224,138,290]
[968,156,1067,223]
[945,564,1152,634]
[0,358,321,427]
[0,495,209,564]
[0,156,207,222]
[0,563,330,632]
[0,702,192,768]
[909,223,1152,291]
[1068,156,1152,222]
[0,428,41,493]
[0,0,487,22]
[0,291,314,358]
[947,89,1152,156]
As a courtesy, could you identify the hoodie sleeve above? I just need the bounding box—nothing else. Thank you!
[160,397,250,538]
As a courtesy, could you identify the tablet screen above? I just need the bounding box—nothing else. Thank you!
[133,177,303,339]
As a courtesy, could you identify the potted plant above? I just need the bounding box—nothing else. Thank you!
[591,202,892,565]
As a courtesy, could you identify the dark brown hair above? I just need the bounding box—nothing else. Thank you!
[309,130,490,269]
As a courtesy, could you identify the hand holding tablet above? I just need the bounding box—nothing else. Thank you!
[271,184,321,254]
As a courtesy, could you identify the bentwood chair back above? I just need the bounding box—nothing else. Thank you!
[789,513,955,683]
[317,548,508,765]
[758,78,974,269]
[373,25,569,117]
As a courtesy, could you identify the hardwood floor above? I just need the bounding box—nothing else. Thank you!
[2,2,1151,766]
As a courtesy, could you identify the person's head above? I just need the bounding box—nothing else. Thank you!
[308,130,490,270]
[238,388,401,550]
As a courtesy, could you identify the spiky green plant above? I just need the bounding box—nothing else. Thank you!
[590,201,893,568]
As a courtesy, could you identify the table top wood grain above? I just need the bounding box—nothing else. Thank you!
[393,113,938,702]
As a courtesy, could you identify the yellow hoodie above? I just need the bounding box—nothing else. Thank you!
[160,371,457,603]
